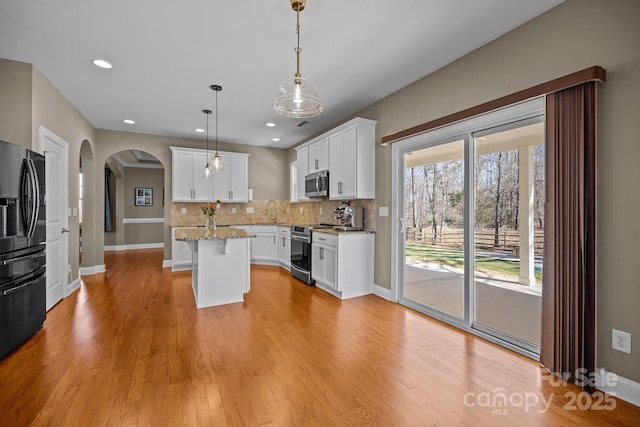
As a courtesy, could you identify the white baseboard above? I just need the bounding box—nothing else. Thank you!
[104,243,164,251]
[162,259,173,268]
[79,264,106,276]
[66,277,81,296]
[373,283,392,301]
[597,367,640,407]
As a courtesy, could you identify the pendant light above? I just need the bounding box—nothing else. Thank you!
[274,0,322,118]
[200,109,213,178]
[208,84,225,173]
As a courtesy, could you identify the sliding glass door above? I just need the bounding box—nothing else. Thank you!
[394,98,545,356]
[472,120,544,352]
[403,139,465,321]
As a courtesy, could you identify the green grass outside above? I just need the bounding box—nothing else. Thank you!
[406,243,542,282]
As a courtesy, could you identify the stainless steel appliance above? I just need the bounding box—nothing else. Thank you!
[290,225,314,285]
[290,224,333,285]
[304,170,329,198]
[333,202,364,231]
[0,139,46,359]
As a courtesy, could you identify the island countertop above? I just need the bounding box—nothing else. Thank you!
[175,226,256,241]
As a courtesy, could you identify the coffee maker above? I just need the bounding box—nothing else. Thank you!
[333,201,364,231]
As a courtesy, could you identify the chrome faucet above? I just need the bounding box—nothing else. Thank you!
[265,199,277,223]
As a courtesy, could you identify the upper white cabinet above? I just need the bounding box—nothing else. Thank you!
[329,118,376,200]
[211,152,250,202]
[292,118,377,201]
[171,147,213,202]
[295,145,309,201]
[171,147,249,203]
[308,137,329,172]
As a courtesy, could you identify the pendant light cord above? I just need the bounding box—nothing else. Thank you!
[295,7,301,78]
[215,89,219,155]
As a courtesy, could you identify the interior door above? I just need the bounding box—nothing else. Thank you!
[40,127,69,311]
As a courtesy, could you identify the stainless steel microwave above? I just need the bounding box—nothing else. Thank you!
[304,170,329,198]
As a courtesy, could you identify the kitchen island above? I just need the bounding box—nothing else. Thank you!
[175,227,255,308]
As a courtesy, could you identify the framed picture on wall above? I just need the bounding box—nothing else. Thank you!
[135,187,153,206]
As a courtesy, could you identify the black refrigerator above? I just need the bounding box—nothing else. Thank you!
[0,139,46,359]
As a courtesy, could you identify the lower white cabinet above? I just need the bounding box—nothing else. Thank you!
[171,227,194,271]
[277,226,291,269]
[311,231,374,299]
[251,225,279,265]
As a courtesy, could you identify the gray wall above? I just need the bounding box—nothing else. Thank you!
[0,59,31,147]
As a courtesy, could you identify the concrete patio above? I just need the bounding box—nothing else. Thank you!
[405,258,542,345]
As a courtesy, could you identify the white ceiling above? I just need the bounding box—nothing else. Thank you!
[0,0,563,149]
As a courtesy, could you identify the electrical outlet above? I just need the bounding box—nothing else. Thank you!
[181,208,187,214]
[612,329,631,354]
[231,208,236,214]
[299,207,303,213]
[319,207,323,214]
[246,207,254,214]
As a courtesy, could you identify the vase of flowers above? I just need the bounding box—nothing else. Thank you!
[202,199,222,232]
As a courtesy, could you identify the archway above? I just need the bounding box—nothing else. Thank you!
[103,150,165,251]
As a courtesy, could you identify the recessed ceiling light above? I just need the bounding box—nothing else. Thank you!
[195,128,205,133]
[123,119,135,124]
[92,59,113,69]
[272,138,280,142]
[266,122,276,127]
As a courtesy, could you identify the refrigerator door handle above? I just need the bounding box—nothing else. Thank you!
[27,158,40,238]
[20,158,40,238]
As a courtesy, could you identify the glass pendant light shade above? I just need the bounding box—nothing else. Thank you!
[274,0,322,118]
[200,164,212,178]
[274,76,322,118]
[209,153,225,172]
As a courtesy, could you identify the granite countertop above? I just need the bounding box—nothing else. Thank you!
[171,221,289,228]
[313,228,375,235]
[175,227,256,241]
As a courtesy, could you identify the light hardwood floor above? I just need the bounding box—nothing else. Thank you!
[1,248,638,426]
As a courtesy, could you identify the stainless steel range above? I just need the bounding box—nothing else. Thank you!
[290,224,332,285]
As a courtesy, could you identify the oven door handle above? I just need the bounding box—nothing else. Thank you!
[290,234,311,244]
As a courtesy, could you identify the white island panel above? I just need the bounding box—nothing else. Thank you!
[177,227,254,309]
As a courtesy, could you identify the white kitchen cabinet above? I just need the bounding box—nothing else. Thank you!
[171,227,195,271]
[277,226,291,269]
[311,233,338,290]
[312,231,374,299]
[295,145,309,201]
[308,137,329,172]
[171,147,212,202]
[251,225,278,265]
[328,118,377,200]
[211,152,249,202]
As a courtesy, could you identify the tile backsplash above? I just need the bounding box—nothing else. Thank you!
[171,199,377,231]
